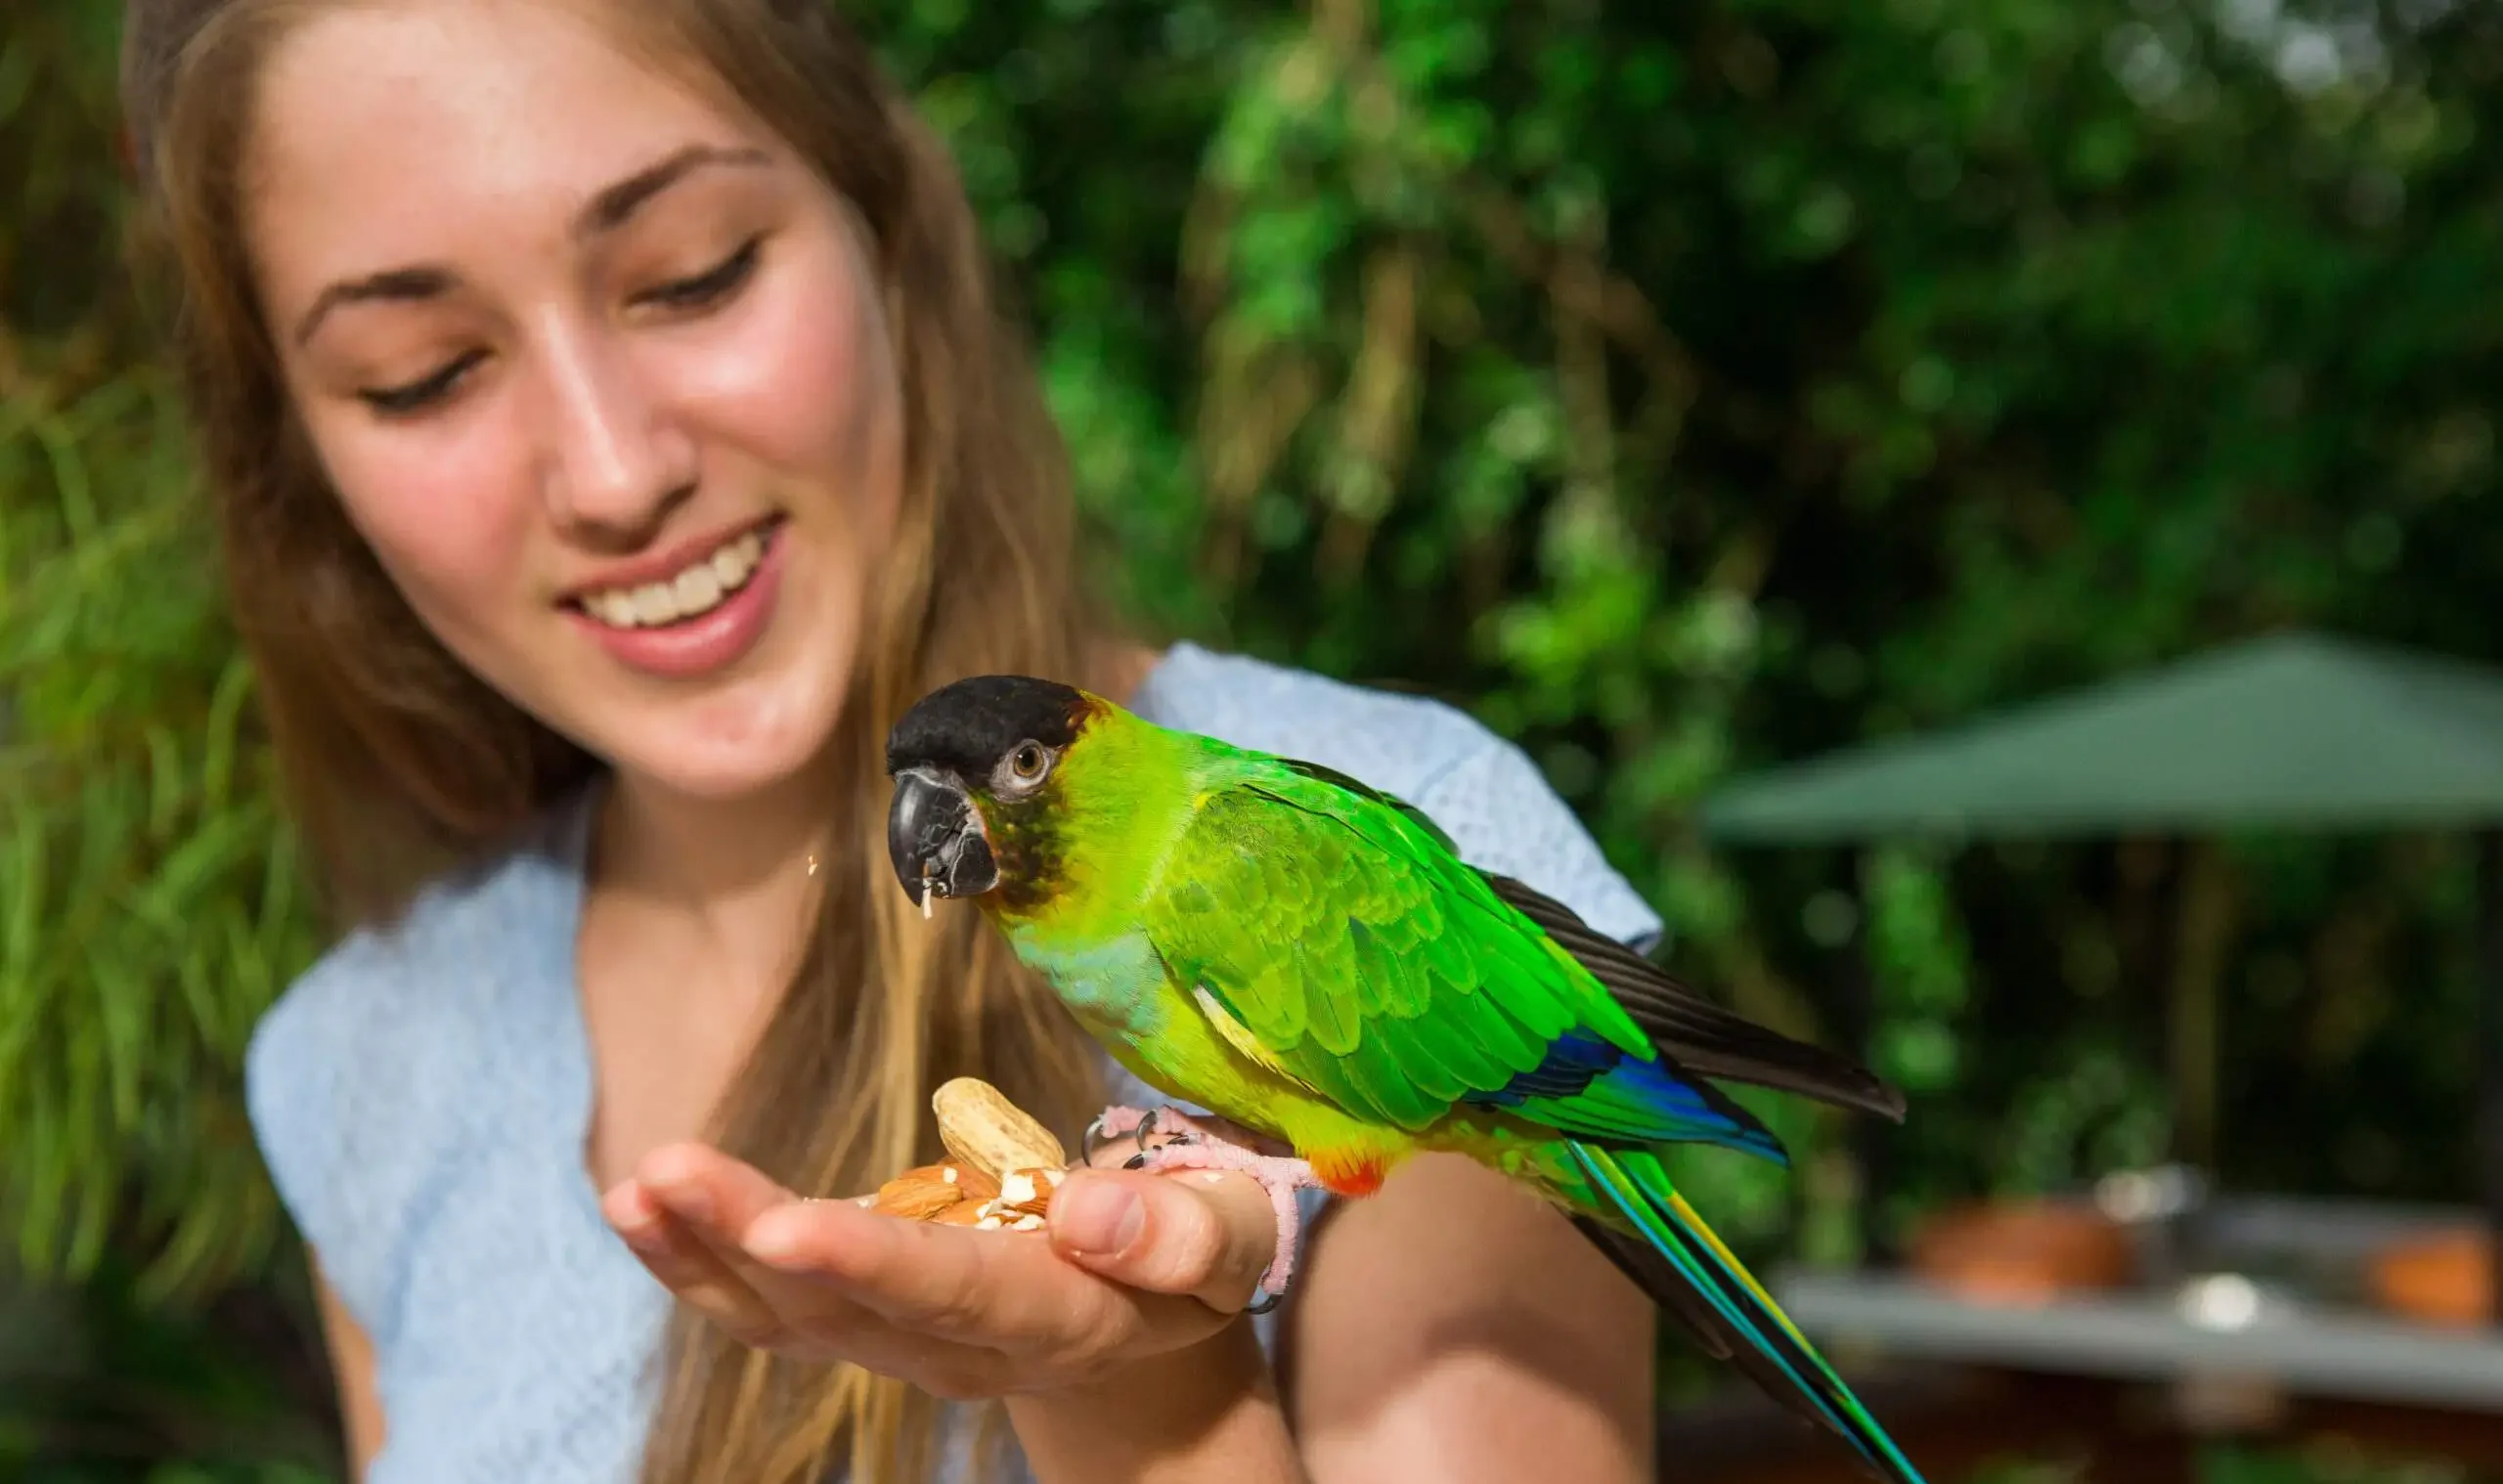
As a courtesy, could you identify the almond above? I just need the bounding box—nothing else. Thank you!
[931,1198,991,1227]
[932,1077,1068,1184]
[948,1161,1004,1203]
[875,1165,966,1221]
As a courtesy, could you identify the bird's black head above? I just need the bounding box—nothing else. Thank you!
[885,675,1093,782]
[883,675,1098,909]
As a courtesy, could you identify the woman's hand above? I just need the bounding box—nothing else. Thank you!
[599,1136,1283,1402]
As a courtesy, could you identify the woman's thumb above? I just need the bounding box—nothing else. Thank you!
[1046,1167,1277,1313]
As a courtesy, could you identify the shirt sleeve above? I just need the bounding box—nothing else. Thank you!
[1408,730,1667,952]
[1132,643,1666,951]
[242,933,404,1346]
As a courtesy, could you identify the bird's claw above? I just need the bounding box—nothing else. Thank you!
[1080,1112,1118,1163]
[1117,1124,1320,1311]
[1085,1104,1208,1165]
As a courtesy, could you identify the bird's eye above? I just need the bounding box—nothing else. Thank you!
[1011,742,1048,780]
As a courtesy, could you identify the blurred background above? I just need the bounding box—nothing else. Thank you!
[7,0,2503,1479]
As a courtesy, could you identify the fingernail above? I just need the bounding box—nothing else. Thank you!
[606,1188,661,1244]
[745,1222,804,1267]
[611,1207,670,1256]
[657,1182,713,1224]
[1054,1178,1143,1255]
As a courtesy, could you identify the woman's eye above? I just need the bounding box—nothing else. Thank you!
[342,240,760,416]
[357,349,484,416]
[638,236,762,311]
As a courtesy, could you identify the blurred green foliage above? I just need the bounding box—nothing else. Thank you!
[5,0,2503,1476]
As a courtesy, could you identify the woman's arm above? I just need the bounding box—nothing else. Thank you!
[997,1148,1306,1483]
[997,1146,1656,1484]
[1287,1154,1657,1484]
[1005,1323,1306,1484]
[310,1255,388,1479]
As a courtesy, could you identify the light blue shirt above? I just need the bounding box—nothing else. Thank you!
[245,642,1664,1482]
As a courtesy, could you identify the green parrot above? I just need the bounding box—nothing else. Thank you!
[884,675,1925,1484]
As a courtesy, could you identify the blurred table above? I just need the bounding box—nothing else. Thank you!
[1773,1265,2503,1412]
[1659,1363,2503,1483]
[1655,1195,2503,1481]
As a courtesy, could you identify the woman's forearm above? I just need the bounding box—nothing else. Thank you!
[1006,1320,1309,1484]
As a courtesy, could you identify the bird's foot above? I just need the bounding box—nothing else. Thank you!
[1081,1104,1154,1162]
[1122,1131,1323,1314]
[1082,1104,1156,1157]
[1082,1104,1285,1160]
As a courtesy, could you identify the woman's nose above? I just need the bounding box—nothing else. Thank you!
[533,320,699,541]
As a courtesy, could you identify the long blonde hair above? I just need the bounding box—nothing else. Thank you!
[121,1,1111,1478]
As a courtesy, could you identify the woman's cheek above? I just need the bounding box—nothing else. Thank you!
[329,427,543,652]
[690,232,892,482]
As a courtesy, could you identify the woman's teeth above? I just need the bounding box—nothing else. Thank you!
[580,528,767,629]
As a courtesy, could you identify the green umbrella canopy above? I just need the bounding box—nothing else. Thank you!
[1699,631,2503,845]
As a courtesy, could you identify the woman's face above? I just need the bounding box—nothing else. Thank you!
[244,0,904,805]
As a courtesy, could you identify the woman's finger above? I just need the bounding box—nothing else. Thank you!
[1049,1168,1278,1314]
[604,1181,788,1348]
[740,1192,1029,1331]
[628,1141,860,1308]
[612,1180,961,1374]
[740,1194,1168,1355]
[631,1140,800,1245]
[633,1159,939,1336]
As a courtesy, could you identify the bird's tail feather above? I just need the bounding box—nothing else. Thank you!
[1566,1142,1926,1484]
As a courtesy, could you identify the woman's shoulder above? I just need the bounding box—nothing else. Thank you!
[249,796,588,1092]
[242,795,591,1323]
[1131,643,1664,949]
[1131,642,1497,791]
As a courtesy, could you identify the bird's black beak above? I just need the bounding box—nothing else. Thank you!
[887,765,999,907]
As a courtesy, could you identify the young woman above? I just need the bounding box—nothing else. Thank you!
[119,1,1663,1479]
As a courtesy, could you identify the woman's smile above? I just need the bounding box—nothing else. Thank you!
[563,514,788,679]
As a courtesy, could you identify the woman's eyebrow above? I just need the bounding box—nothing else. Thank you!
[576,142,771,239]
[290,142,773,347]
[292,265,454,347]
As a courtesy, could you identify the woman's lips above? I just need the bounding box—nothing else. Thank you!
[566,520,788,680]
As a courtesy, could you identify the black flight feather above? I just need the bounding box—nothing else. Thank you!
[1484,872,1907,1124]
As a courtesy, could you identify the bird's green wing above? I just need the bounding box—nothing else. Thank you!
[1270,756,1904,1125]
[1143,761,1718,1138]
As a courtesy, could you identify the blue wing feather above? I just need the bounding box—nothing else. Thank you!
[1468,1030,1790,1164]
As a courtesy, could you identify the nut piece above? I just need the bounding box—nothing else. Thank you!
[932,1076,1068,1185]
[993,1166,1064,1218]
[874,1165,963,1220]
[865,1081,1071,1228]
[949,1161,1004,1202]
[963,1165,1063,1230]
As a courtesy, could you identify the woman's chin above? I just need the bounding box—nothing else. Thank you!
[604,733,841,809]
[588,705,851,810]
[553,648,860,808]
